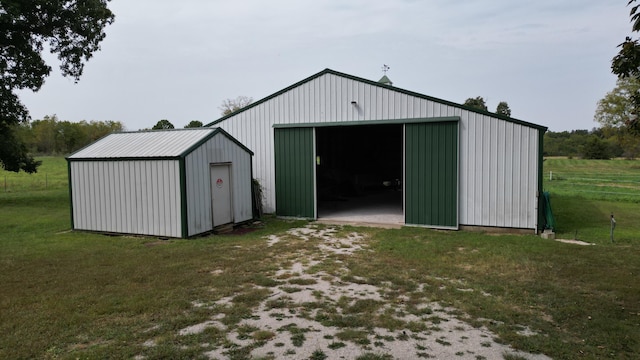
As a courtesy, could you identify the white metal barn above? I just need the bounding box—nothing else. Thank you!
[67,128,254,238]
[207,69,548,233]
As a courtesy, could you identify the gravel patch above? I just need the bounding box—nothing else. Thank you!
[555,238,594,245]
[169,225,552,360]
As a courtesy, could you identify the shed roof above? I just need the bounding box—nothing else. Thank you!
[67,128,252,160]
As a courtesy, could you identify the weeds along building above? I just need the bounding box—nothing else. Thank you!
[207,69,548,233]
[67,128,254,238]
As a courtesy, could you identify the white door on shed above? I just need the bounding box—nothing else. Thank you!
[210,164,233,226]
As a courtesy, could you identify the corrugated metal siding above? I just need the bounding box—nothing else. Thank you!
[274,128,315,218]
[405,122,458,228]
[70,160,181,237]
[537,129,545,231]
[458,117,539,229]
[185,133,254,236]
[216,72,540,229]
[68,129,215,159]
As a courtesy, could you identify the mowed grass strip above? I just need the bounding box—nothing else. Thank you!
[543,157,640,202]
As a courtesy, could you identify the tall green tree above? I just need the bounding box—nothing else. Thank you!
[496,101,511,117]
[184,120,203,128]
[30,115,58,154]
[152,119,174,130]
[56,120,88,154]
[544,130,592,157]
[83,120,123,141]
[594,77,640,157]
[582,136,611,160]
[0,126,40,172]
[594,76,640,128]
[0,0,115,172]
[612,0,640,78]
[611,0,640,132]
[463,96,488,111]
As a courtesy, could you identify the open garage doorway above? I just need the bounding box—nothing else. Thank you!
[316,124,404,225]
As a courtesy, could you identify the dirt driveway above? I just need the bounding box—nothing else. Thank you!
[155,225,553,360]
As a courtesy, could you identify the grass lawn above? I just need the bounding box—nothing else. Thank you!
[543,158,640,243]
[543,157,640,203]
[1,156,68,193]
[0,157,638,359]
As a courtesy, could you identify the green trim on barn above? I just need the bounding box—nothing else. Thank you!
[273,117,460,129]
[180,130,218,158]
[179,158,189,238]
[274,128,315,218]
[67,160,74,230]
[537,127,546,232]
[180,128,254,158]
[405,121,459,228]
[215,128,254,155]
[250,156,257,219]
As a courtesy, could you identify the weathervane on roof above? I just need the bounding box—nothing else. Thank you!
[382,64,390,75]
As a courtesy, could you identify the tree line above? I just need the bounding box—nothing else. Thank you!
[13,95,257,157]
[544,128,639,159]
[14,115,124,156]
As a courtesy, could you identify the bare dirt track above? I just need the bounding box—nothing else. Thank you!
[144,225,552,360]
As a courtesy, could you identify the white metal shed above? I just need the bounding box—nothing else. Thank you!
[67,128,254,238]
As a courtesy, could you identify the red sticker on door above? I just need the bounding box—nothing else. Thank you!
[216,178,224,188]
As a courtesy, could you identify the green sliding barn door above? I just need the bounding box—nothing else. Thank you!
[405,121,459,228]
[274,128,315,218]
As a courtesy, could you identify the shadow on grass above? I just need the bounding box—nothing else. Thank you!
[549,193,639,245]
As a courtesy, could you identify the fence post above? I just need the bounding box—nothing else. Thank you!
[45,173,48,189]
[549,171,553,181]
[610,214,616,243]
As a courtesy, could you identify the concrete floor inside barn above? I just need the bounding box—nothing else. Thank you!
[317,190,404,227]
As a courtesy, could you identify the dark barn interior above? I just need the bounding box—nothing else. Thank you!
[315,124,404,222]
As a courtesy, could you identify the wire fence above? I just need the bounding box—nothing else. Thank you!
[2,173,68,193]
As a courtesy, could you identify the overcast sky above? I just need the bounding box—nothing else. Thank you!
[19,0,632,132]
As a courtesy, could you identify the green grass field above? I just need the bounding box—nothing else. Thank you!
[543,158,640,243]
[543,157,640,203]
[1,156,68,193]
[0,157,639,359]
